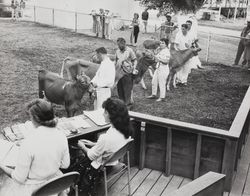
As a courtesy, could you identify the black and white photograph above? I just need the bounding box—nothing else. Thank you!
[0,0,250,195]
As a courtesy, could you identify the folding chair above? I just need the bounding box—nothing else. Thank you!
[99,139,134,196]
[32,171,80,196]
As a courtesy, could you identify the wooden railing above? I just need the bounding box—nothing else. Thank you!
[128,86,250,192]
[168,171,225,196]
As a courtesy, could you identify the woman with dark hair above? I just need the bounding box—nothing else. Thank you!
[77,97,132,195]
[147,38,170,102]
[0,99,70,196]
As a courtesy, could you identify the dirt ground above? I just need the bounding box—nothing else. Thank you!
[0,19,250,131]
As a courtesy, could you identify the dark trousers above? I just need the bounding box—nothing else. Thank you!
[117,74,133,105]
[133,25,139,43]
[234,40,245,65]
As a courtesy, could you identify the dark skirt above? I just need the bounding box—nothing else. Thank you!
[67,150,102,196]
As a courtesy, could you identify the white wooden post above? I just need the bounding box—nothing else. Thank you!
[52,9,54,26]
[206,32,212,63]
[34,6,36,22]
[234,0,239,20]
[75,12,77,32]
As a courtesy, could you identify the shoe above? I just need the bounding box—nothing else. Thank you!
[156,98,165,102]
[147,95,157,99]
[198,65,205,69]
[242,60,247,66]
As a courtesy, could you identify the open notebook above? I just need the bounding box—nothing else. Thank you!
[0,139,19,167]
[84,109,109,126]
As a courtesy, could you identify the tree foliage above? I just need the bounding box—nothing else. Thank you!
[140,0,206,13]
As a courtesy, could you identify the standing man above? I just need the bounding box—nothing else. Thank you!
[115,37,137,108]
[141,8,149,33]
[234,21,250,66]
[160,15,174,40]
[186,20,203,69]
[91,47,115,110]
[174,24,193,85]
[19,0,25,18]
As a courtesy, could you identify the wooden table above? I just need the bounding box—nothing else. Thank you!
[0,115,111,143]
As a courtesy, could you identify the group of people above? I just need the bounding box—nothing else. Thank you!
[90,8,113,39]
[11,0,25,21]
[146,16,202,102]
[0,96,132,196]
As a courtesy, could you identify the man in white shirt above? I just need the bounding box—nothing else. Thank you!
[174,24,195,85]
[186,20,203,69]
[91,47,115,109]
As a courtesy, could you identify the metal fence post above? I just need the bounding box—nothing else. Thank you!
[206,32,212,63]
[52,9,54,26]
[34,6,36,22]
[75,12,77,32]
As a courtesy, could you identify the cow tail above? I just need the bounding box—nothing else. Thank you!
[60,58,67,78]
[38,70,45,98]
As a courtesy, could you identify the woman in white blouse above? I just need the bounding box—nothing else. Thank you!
[147,38,170,102]
[77,97,131,195]
[0,99,70,196]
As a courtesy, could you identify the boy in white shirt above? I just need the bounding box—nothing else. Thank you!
[91,47,115,109]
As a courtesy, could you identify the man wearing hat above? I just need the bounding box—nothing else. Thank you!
[160,14,175,40]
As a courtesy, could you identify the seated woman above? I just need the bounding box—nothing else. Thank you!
[77,97,132,195]
[0,99,70,196]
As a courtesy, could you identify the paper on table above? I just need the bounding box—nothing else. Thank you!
[84,109,109,126]
[0,139,19,167]
[70,115,91,129]
[0,139,14,161]
[2,145,19,167]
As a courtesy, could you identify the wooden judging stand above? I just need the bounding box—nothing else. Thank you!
[0,111,111,167]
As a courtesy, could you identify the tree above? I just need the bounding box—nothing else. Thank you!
[140,0,206,13]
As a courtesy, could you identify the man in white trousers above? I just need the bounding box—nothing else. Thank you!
[91,47,115,110]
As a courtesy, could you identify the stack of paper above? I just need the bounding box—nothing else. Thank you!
[84,109,109,126]
[0,139,19,167]
[3,127,17,142]
[11,124,25,140]
[57,116,91,136]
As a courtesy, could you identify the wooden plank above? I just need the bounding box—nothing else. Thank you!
[229,87,250,138]
[221,139,238,192]
[161,175,184,196]
[243,165,250,195]
[139,121,146,170]
[194,134,202,179]
[223,192,229,196]
[168,171,225,196]
[229,162,249,195]
[133,170,162,196]
[145,125,167,171]
[121,168,151,195]
[171,131,197,178]
[147,174,173,196]
[166,127,172,176]
[179,178,192,188]
[108,167,139,195]
[129,111,236,139]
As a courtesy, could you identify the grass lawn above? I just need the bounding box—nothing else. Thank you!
[0,19,249,131]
